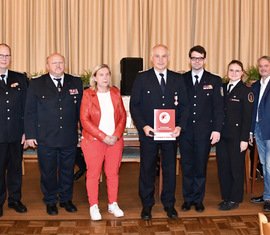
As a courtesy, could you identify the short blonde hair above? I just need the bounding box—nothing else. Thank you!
[90,64,112,90]
[151,44,170,57]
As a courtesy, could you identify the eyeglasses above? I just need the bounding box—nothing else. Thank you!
[190,57,204,62]
[0,54,11,59]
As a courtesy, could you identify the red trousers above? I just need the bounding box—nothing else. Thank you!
[81,137,123,206]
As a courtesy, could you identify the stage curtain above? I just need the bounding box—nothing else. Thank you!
[0,0,269,85]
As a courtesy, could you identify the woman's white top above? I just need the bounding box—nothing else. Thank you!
[97,91,115,136]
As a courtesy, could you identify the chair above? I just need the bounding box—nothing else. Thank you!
[258,212,270,235]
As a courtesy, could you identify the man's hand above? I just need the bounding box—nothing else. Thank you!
[210,131,220,145]
[26,139,38,148]
[143,125,155,137]
[171,126,181,138]
[240,141,248,152]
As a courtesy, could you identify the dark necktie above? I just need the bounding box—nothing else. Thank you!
[0,74,6,87]
[227,84,233,93]
[159,73,166,93]
[54,78,62,92]
[194,75,199,89]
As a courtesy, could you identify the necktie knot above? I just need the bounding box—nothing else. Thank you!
[194,75,199,91]
[194,75,199,84]
[227,84,233,93]
[0,74,6,86]
[54,78,62,92]
[159,73,166,93]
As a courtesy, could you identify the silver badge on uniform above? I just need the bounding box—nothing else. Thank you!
[174,95,178,106]
[220,87,224,97]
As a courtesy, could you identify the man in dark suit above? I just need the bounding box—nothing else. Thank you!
[0,43,28,217]
[179,45,224,212]
[24,53,83,215]
[130,44,189,220]
[250,56,270,211]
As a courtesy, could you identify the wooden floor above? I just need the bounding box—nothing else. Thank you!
[0,159,266,234]
[0,215,260,234]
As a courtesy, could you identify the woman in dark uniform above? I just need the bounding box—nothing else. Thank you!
[216,60,254,210]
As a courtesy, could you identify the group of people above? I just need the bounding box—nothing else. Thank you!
[130,44,269,220]
[0,42,270,221]
[0,43,126,220]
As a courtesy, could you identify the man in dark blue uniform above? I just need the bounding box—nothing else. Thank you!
[24,53,83,215]
[179,45,224,212]
[130,44,189,220]
[0,43,28,217]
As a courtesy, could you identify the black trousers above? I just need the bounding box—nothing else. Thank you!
[139,139,177,208]
[0,141,22,206]
[75,147,86,171]
[37,145,76,204]
[216,137,246,203]
[179,136,211,203]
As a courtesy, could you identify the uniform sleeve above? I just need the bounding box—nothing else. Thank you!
[76,77,83,121]
[177,75,189,130]
[212,76,225,132]
[241,88,254,141]
[24,81,38,139]
[21,73,29,133]
[129,74,147,131]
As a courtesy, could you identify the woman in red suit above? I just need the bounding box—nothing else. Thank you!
[80,64,126,221]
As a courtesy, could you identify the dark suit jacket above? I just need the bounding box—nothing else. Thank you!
[0,70,28,143]
[251,79,270,140]
[181,70,224,139]
[24,73,83,147]
[130,68,189,140]
[221,81,253,141]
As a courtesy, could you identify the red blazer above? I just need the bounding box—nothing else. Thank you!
[80,86,126,142]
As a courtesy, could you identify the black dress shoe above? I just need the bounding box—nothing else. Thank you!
[46,204,58,215]
[60,201,77,212]
[264,200,270,212]
[194,202,205,212]
[141,206,152,220]
[164,207,178,219]
[8,201,27,213]
[0,207,3,217]
[219,201,239,210]
[251,195,264,204]
[181,202,192,211]
[218,200,228,207]
[73,169,86,181]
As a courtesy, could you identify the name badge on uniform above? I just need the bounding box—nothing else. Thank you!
[203,84,213,90]
[69,89,79,95]
[230,98,240,102]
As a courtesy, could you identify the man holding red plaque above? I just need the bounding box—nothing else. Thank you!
[130,44,189,220]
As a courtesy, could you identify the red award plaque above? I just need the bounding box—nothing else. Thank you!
[154,109,175,140]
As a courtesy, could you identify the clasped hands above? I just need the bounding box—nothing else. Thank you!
[103,135,118,145]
